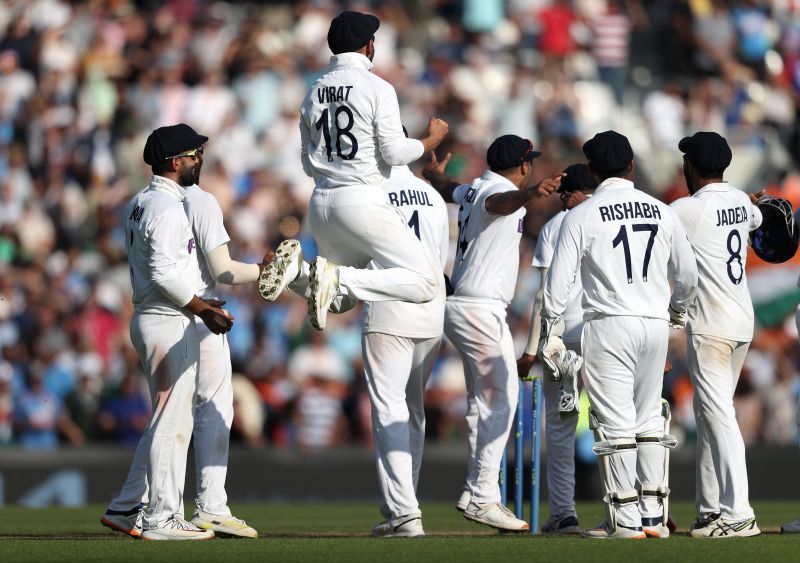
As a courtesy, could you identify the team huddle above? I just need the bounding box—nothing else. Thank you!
[102,10,800,541]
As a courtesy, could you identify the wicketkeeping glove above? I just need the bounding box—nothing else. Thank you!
[538,317,583,383]
[668,303,686,329]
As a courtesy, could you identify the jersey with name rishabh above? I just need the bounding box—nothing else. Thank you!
[184,184,231,300]
[299,53,423,189]
[544,177,697,322]
[670,183,762,341]
[450,170,526,304]
[362,165,449,338]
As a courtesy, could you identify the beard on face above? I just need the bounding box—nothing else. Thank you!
[178,160,202,186]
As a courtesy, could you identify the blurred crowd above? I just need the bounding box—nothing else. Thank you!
[1,0,800,455]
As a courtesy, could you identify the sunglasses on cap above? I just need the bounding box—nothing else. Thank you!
[520,140,534,163]
[166,146,204,160]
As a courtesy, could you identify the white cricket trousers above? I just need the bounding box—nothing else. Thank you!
[110,312,199,529]
[581,316,669,528]
[109,320,234,520]
[543,338,581,518]
[362,332,441,518]
[686,329,754,521]
[445,298,518,505]
[308,185,440,303]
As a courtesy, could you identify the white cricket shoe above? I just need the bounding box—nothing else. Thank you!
[140,516,215,541]
[456,489,470,512]
[258,239,302,302]
[689,516,760,538]
[191,509,258,539]
[642,517,670,539]
[542,514,581,535]
[100,504,143,538]
[372,513,425,538]
[781,518,800,533]
[582,521,646,540]
[308,256,340,331]
[463,501,529,532]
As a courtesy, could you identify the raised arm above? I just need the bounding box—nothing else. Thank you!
[484,174,563,216]
[421,151,459,203]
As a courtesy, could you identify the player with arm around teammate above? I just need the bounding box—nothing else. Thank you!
[542,131,698,539]
[364,161,450,538]
[102,124,232,541]
[422,135,560,532]
[671,132,764,538]
[517,164,598,535]
[292,10,449,331]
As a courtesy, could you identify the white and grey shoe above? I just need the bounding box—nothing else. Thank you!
[582,521,646,540]
[141,515,215,541]
[642,516,670,539]
[100,504,144,538]
[781,518,800,533]
[455,489,470,513]
[191,509,258,539]
[463,501,529,532]
[372,513,425,538]
[689,516,760,538]
[689,512,720,533]
[258,239,302,302]
[308,256,340,331]
[541,513,580,535]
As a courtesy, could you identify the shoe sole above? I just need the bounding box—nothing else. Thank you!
[308,257,327,331]
[258,240,301,302]
[543,526,581,535]
[140,532,215,541]
[644,529,669,539]
[462,512,529,533]
[583,532,646,540]
[194,522,258,539]
[100,516,141,538]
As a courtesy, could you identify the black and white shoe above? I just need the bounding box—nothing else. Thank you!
[690,516,760,538]
[372,513,425,538]
[542,513,580,535]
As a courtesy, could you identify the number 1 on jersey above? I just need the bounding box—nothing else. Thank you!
[408,210,421,240]
[612,223,658,283]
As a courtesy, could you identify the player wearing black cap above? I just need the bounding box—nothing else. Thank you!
[422,134,561,532]
[542,130,698,539]
[103,124,233,540]
[671,131,763,538]
[518,163,598,535]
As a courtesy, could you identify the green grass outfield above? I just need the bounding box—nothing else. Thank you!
[0,501,797,562]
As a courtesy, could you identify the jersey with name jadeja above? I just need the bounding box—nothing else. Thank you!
[299,53,423,190]
[125,176,200,316]
[450,170,526,304]
[544,177,697,322]
[362,165,449,338]
[184,184,231,300]
[670,183,762,341]
[533,210,584,344]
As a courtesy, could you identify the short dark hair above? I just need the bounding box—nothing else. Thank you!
[691,161,725,179]
[595,167,627,181]
[151,160,172,175]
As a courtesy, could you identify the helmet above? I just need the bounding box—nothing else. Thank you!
[749,196,799,263]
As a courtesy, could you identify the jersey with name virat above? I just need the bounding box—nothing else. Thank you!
[450,170,526,304]
[670,183,762,342]
[544,177,697,323]
[299,53,424,190]
[125,175,200,316]
[362,165,449,338]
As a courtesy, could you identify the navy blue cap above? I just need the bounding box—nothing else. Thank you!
[143,124,208,165]
[559,163,599,193]
[679,131,732,175]
[327,11,380,55]
[486,134,541,171]
[582,130,634,173]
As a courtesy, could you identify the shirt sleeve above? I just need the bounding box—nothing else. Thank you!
[438,200,449,269]
[374,82,424,166]
[543,211,582,320]
[532,214,558,268]
[670,197,701,243]
[147,206,196,307]
[299,104,313,178]
[452,184,470,205]
[187,190,230,255]
[667,209,699,312]
[748,202,763,231]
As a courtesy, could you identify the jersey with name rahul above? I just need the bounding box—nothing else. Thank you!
[362,165,449,338]
[299,53,423,190]
[450,170,526,304]
[544,177,697,322]
[670,183,762,341]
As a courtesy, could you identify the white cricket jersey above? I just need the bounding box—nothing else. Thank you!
[671,183,762,341]
[299,53,424,190]
[544,177,698,322]
[184,185,231,300]
[533,210,584,344]
[124,175,200,315]
[362,165,449,338]
[450,170,526,304]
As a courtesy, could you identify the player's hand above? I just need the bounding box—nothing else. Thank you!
[664,358,673,375]
[748,189,767,203]
[535,173,565,198]
[427,117,449,140]
[563,190,587,210]
[199,306,234,335]
[202,298,226,308]
[424,150,452,178]
[668,303,685,329]
[517,353,536,379]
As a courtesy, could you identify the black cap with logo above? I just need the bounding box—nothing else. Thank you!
[486,134,541,171]
[143,124,208,165]
[679,131,732,175]
[327,11,380,55]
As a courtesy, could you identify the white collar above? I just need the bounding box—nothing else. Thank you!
[480,169,517,189]
[150,175,187,202]
[595,177,634,194]
[329,52,374,72]
[693,182,731,196]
